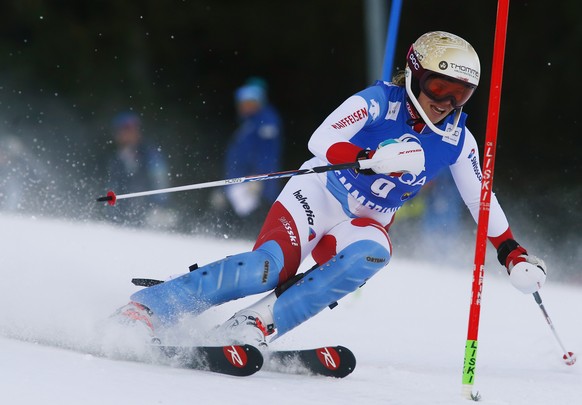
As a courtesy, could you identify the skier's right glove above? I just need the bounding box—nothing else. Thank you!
[497,239,547,294]
[357,139,425,176]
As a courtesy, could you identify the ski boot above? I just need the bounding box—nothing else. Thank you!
[111,301,162,345]
[214,309,274,349]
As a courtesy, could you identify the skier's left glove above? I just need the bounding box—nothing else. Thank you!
[497,239,547,294]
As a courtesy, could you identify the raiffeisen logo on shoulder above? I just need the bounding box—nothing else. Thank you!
[330,108,368,130]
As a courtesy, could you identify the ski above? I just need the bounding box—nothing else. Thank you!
[157,344,263,377]
[265,345,356,378]
[154,344,356,378]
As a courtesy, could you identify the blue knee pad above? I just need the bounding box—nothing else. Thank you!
[131,241,283,323]
[272,239,390,337]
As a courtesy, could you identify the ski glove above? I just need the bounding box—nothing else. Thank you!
[497,239,547,294]
[357,139,425,176]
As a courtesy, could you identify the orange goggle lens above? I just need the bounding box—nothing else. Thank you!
[421,75,476,108]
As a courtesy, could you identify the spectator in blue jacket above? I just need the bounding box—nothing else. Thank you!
[221,78,283,235]
[105,112,174,228]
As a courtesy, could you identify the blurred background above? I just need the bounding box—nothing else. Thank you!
[0,1,580,279]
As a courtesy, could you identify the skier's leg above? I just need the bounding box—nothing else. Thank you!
[273,222,390,336]
[128,182,322,325]
[123,168,344,333]
[129,239,284,324]
[218,217,392,343]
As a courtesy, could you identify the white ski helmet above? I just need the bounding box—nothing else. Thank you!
[405,31,481,136]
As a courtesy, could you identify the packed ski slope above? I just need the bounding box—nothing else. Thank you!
[0,214,580,405]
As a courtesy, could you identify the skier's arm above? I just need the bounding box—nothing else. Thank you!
[449,129,509,238]
[307,87,425,177]
[450,128,546,293]
[308,92,375,164]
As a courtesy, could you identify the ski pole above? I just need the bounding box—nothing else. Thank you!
[532,291,576,366]
[97,161,359,206]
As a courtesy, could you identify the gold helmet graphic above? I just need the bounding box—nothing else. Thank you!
[405,31,481,136]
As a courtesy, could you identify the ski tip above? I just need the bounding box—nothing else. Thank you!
[326,345,356,378]
[97,190,117,206]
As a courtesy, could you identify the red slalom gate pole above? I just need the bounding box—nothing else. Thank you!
[462,0,511,400]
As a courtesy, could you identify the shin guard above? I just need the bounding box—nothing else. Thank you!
[272,239,389,337]
[130,241,283,323]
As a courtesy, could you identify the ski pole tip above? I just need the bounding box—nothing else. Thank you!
[564,352,576,366]
[96,190,117,206]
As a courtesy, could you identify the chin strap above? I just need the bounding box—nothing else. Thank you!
[405,101,427,133]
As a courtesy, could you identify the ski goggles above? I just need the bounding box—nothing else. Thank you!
[420,74,476,108]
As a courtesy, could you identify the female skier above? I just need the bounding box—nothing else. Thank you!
[115,31,547,347]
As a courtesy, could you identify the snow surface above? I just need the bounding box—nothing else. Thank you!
[0,214,580,405]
